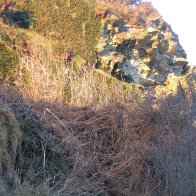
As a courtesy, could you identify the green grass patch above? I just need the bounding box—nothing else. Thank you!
[0,43,19,82]
[17,0,101,63]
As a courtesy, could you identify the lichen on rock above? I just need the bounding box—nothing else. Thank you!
[155,67,196,99]
[96,14,188,86]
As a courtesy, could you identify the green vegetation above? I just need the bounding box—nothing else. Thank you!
[0,43,19,82]
[17,0,101,63]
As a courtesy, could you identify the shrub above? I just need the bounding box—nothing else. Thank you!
[8,10,33,28]
[95,1,159,27]
[128,2,159,26]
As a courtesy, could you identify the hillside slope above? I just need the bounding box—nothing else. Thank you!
[0,0,195,195]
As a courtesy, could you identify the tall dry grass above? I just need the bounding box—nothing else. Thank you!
[16,40,141,108]
[16,42,66,102]
[0,62,195,196]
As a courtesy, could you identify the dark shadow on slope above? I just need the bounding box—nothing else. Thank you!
[1,10,33,28]
[30,85,196,196]
[0,87,71,193]
[154,79,196,196]
[0,2,33,28]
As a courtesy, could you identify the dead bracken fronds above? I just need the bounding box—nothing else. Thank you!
[0,82,195,195]
[31,82,195,195]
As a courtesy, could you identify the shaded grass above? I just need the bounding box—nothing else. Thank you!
[0,88,71,195]
[30,80,195,195]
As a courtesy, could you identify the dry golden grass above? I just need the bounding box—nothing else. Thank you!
[15,38,141,108]
[17,46,66,102]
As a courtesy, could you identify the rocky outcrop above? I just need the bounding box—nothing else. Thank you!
[96,15,188,86]
[155,67,196,98]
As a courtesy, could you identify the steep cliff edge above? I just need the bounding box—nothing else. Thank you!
[96,6,188,86]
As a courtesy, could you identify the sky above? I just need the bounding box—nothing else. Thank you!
[150,0,196,65]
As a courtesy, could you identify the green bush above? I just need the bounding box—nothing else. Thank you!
[18,0,101,63]
[0,43,19,82]
[8,11,33,28]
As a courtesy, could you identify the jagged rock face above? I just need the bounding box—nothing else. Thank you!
[155,67,196,97]
[96,15,188,86]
